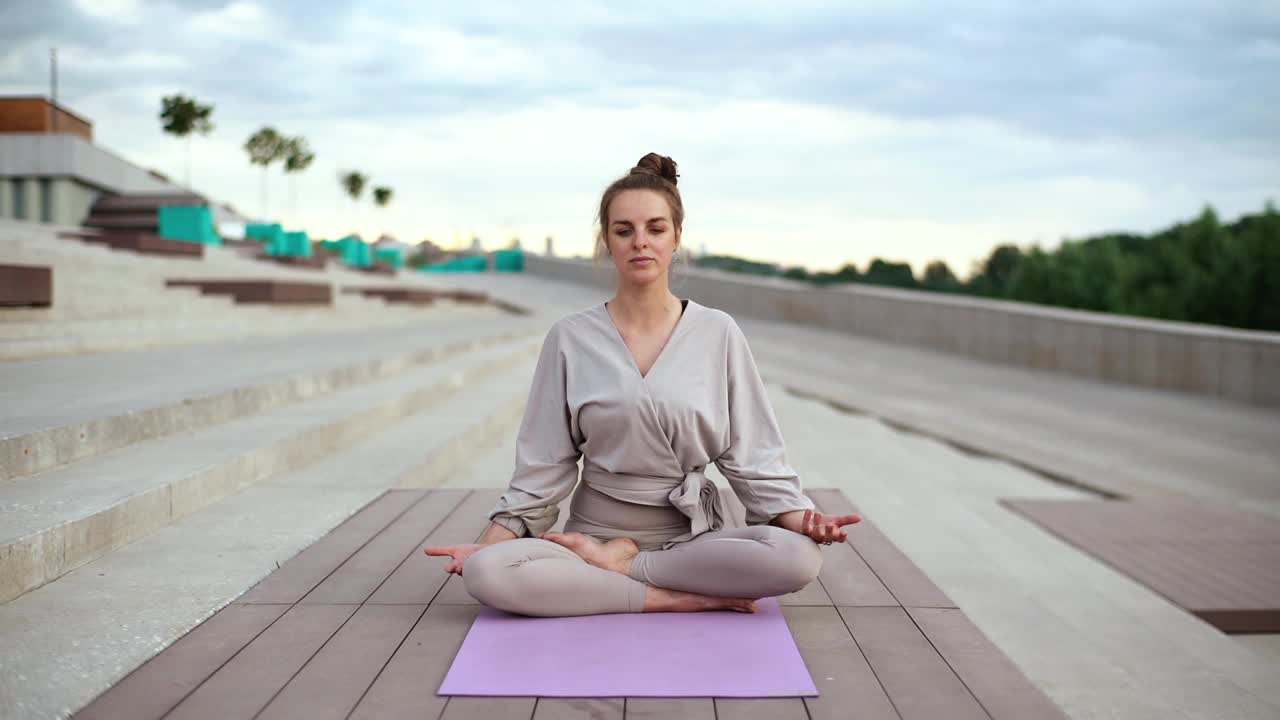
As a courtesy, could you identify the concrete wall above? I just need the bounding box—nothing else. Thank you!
[0,134,183,194]
[0,177,41,221]
[51,178,98,226]
[524,254,1280,407]
[0,177,97,226]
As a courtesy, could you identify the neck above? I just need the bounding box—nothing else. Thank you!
[609,282,680,327]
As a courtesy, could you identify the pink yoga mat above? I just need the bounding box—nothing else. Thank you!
[437,596,817,697]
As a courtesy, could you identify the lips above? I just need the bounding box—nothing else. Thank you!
[630,257,655,264]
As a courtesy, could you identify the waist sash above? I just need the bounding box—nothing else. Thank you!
[581,465,726,549]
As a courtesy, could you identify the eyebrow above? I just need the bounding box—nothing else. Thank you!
[611,217,670,226]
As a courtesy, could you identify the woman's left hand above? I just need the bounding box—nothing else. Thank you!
[778,509,861,545]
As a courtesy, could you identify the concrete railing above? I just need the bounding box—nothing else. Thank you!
[524,254,1280,407]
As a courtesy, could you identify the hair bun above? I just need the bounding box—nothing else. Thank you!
[630,152,679,186]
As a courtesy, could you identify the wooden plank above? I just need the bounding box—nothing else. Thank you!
[1003,498,1280,632]
[300,489,465,604]
[779,576,834,606]
[99,233,205,257]
[349,603,480,720]
[256,604,425,720]
[366,490,496,604]
[533,698,624,719]
[75,604,287,720]
[714,698,808,719]
[165,604,357,720]
[624,698,714,719]
[441,697,536,720]
[394,490,503,605]
[782,606,897,720]
[0,264,52,306]
[810,489,954,608]
[238,490,427,604]
[838,606,988,720]
[807,491,898,607]
[907,607,1067,720]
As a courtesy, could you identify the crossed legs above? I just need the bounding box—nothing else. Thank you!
[462,525,822,617]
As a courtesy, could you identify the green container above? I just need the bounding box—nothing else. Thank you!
[272,230,312,257]
[158,205,221,245]
[422,255,488,272]
[493,248,524,272]
[245,223,283,243]
[373,247,404,268]
[319,235,371,267]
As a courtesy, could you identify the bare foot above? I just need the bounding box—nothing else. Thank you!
[541,531,640,576]
[644,585,758,614]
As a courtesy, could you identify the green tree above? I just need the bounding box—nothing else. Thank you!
[863,258,917,288]
[159,94,214,188]
[372,185,395,244]
[244,127,286,218]
[282,136,315,222]
[340,171,368,233]
[921,260,960,292]
[967,244,1024,297]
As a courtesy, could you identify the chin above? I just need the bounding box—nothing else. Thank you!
[621,267,663,284]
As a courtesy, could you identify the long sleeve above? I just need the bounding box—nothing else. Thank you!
[715,318,815,525]
[486,322,584,538]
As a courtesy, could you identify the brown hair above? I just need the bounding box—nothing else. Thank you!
[595,153,684,260]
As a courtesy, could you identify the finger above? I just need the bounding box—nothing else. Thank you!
[424,546,454,557]
[836,514,862,527]
[835,530,848,542]
[802,509,813,535]
[809,525,827,543]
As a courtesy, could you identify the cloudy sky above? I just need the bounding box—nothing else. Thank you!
[3,0,1277,276]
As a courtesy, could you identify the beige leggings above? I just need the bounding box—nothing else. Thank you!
[462,520,823,618]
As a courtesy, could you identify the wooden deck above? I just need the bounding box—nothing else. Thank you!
[76,487,1065,719]
[1004,497,1280,633]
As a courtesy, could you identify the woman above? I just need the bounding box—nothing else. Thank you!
[424,153,860,617]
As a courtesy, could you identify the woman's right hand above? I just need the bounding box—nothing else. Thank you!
[423,543,486,576]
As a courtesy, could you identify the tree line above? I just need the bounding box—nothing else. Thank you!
[159,93,394,234]
[696,204,1280,332]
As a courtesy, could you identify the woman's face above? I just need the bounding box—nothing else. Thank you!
[605,189,680,287]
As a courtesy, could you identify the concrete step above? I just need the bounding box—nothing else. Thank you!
[0,358,532,720]
[0,333,540,604]
[0,313,538,481]
[0,300,513,361]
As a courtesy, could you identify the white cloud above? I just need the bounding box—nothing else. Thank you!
[4,0,1277,277]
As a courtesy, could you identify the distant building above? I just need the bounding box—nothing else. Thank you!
[469,235,483,253]
[409,238,446,266]
[545,235,555,256]
[373,234,410,252]
[0,96,188,226]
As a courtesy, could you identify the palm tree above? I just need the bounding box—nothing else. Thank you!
[245,127,286,218]
[159,94,214,189]
[282,136,315,223]
[339,171,368,233]
[372,186,393,244]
